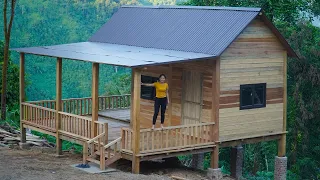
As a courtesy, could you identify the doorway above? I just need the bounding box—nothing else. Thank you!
[182,70,203,125]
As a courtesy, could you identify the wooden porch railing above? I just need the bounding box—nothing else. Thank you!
[138,122,215,154]
[59,111,107,139]
[21,103,56,132]
[21,102,108,140]
[28,94,131,116]
[121,128,133,154]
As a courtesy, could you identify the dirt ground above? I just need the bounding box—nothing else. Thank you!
[0,146,234,180]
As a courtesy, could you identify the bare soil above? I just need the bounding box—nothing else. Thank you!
[0,146,234,180]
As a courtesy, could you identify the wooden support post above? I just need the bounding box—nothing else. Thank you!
[104,123,108,145]
[278,51,287,157]
[211,58,220,169]
[131,68,141,174]
[19,53,26,143]
[91,63,99,138]
[168,64,173,126]
[56,57,62,155]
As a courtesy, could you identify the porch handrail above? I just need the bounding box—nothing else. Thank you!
[104,137,122,149]
[27,94,131,116]
[140,122,215,132]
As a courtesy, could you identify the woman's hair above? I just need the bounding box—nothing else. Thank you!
[159,74,166,80]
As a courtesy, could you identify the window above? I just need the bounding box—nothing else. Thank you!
[240,83,266,110]
[141,75,158,100]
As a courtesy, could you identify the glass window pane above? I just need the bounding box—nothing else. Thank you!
[254,85,265,105]
[241,86,253,107]
[141,75,157,100]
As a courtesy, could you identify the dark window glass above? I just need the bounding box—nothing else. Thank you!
[141,75,158,100]
[241,86,253,107]
[240,83,266,110]
[254,85,265,106]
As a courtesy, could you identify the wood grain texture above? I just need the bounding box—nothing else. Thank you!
[91,63,99,138]
[132,68,141,174]
[20,53,26,143]
[56,57,62,155]
[219,18,285,142]
[139,60,215,129]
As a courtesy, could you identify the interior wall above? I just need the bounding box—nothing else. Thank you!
[219,17,285,141]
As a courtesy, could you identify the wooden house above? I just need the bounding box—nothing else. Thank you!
[13,6,297,176]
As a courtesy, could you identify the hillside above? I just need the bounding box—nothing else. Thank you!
[1,0,177,101]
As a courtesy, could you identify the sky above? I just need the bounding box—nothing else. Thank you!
[313,17,320,27]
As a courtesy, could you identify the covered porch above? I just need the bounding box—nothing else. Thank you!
[14,41,218,173]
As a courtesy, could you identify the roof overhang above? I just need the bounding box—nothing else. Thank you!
[11,42,216,67]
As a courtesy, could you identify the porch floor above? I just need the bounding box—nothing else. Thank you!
[97,116,129,143]
[98,108,130,123]
[95,108,130,142]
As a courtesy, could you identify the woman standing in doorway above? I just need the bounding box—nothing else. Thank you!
[141,74,169,129]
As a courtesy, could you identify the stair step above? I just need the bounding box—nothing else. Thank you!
[106,153,121,166]
[87,157,100,165]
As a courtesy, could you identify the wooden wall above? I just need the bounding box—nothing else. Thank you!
[219,17,286,141]
[139,60,215,129]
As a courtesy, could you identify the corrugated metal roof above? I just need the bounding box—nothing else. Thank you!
[89,6,260,56]
[12,5,298,66]
[11,42,214,67]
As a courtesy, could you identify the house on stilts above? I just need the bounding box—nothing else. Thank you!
[12,5,298,179]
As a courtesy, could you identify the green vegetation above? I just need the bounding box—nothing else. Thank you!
[1,0,320,179]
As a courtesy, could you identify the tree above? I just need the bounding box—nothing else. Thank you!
[1,0,16,121]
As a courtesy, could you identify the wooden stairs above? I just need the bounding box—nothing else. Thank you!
[83,133,122,170]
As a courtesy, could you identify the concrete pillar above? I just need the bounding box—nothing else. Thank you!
[230,145,244,179]
[191,153,204,170]
[207,168,222,180]
[274,156,287,180]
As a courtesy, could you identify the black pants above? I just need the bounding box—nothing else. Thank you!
[153,97,167,125]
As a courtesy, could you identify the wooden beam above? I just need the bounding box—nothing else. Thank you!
[19,53,26,143]
[131,68,141,174]
[56,57,62,155]
[211,58,220,169]
[167,64,173,126]
[91,63,99,138]
[220,133,284,148]
[278,51,287,157]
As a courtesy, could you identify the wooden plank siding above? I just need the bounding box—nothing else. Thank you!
[140,60,216,129]
[219,18,286,141]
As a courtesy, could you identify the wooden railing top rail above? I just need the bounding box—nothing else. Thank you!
[140,122,216,133]
[87,132,105,144]
[104,137,122,149]
[26,94,131,104]
[122,127,133,132]
[21,102,56,112]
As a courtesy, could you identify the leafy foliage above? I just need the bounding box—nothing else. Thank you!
[1,0,320,178]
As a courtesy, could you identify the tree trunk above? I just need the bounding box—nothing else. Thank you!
[1,0,16,121]
[1,40,9,121]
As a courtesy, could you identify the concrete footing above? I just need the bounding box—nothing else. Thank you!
[191,153,204,170]
[230,145,244,180]
[19,142,30,149]
[274,156,287,180]
[207,168,223,180]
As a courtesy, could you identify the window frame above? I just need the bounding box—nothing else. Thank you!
[240,83,266,110]
[140,75,158,101]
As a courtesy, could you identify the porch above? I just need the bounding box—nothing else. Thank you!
[21,94,216,170]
